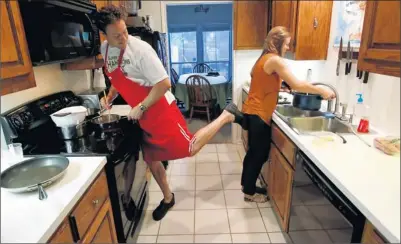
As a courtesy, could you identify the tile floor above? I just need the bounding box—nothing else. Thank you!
[133,143,351,243]
[133,143,292,243]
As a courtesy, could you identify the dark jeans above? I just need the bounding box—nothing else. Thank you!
[241,114,272,195]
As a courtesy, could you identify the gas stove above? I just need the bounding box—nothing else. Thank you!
[0,91,147,243]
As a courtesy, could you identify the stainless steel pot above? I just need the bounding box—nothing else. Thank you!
[90,114,128,131]
[292,92,323,111]
[59,123,87,139]
[1,156,70,200]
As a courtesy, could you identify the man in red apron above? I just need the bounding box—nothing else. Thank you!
[96,6,243,220]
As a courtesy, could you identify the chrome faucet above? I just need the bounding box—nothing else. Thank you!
[311,82,340,114]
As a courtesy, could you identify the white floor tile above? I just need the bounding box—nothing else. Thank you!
[221,174,242,190]
[260,208,281,232]
[257,201,272,208]
[147,191,164,210]
[227,209,266,233]
[173,191,195,210]
[231,233,271,243]
[159,210,195,235]
[196,175,223,191]
[170,176,196,191]
[195,234,232,243]
[196,163,221,175]
[199,144,217,154]
[224,190,257,209]
[195,190,226,209]
[216,144,239,153]
[173,157,196,164]
[157,235,194,243]
[268,232,292,243]
[136,235,157,243]
[196,153,219,163]
[195,209,230,234]
[219,162,243,175]
[218,152,241,163]
[137,211,160,235]
[171,163,196,176]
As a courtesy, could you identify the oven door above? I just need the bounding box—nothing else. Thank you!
[19,1,100,65]
[114,152,147,240]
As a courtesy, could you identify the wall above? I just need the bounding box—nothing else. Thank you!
[137,0,400,142]
[1,65,90,149]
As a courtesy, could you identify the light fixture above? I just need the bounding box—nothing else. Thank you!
[194,5,209,13]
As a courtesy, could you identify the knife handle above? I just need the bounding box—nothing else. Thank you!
[348,62,352,74]
[345,63,349,75]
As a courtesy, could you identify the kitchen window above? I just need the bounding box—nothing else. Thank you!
[168,25,232,79]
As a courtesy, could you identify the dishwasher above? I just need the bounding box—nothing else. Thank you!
[288,151,366,243]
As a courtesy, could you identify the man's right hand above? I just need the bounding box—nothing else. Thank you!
[100,97,112,110]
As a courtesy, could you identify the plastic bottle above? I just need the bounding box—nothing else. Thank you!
[354,94,370,133]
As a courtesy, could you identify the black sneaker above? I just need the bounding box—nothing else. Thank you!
[224,103,243,125]
[152,193,175,221]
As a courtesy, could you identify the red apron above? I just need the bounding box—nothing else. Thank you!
[104,45,195,163]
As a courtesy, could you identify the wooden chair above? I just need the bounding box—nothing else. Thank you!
[170,68,185,110]
[185,75,217,123]
[193,63,212,73]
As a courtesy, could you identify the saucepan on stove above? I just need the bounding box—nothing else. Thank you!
[1,156,70,200]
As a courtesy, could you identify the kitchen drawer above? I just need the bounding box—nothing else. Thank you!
[271,122,296,168]
[361,220,388,244]
[71,170,109,238]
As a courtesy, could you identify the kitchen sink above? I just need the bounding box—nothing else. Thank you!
[275,105,326,120]
[287,117,352,134]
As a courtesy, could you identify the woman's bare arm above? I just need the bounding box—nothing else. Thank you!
[264,56,334,99]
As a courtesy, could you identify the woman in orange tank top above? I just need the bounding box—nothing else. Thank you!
[240,26,335,203]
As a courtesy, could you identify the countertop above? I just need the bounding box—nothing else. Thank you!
[243,86,400,243]
[1,156,107,243]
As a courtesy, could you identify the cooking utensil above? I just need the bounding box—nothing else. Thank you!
[53,112,72,117]
[292,92,323,111]
[91,114,129,131]
[51,106,87,127]
[336,37,343,76]
[58,123,87,140]
[1,155,70,200]
[345,41,351,75]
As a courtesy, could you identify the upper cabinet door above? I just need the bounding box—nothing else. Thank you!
[234,1,268,50]
[271,0,298,52]
[0,0,36,95]
[294,1,333,60]
[271,0,333,60]
[358,1,400,77]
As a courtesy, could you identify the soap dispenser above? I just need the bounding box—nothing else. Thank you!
[354,93,370,133]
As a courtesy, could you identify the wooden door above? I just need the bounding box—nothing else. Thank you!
[268,143,294,232]
[48,219,74,244]
[294,1,333,60]
[234,1,268,50]
[0,0,36,95]
[271,0,298,52]
[358,0,400,77]
[82,198,118,244]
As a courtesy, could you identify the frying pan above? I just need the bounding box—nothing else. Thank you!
[1,156,70,200]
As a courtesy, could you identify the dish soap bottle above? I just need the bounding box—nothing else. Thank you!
[354,93,370,133]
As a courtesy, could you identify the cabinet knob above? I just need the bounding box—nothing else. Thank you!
[313,17,318,29]
[92,199,100,205]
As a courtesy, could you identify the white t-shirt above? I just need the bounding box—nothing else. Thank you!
[101,35,175,104]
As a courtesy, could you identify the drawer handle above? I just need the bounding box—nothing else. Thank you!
[92,199,100,206]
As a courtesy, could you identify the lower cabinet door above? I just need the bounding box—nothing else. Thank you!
[268,143,294,232]
[82,198,118,244]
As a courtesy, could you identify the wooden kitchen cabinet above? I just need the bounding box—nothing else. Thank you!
[47,170,117,244]
[357,0,400,77]
[81,198,118,244]
[0,0,36,95]
[268,143,294,232]
[233,1,269,50]
[271,0,333,60]
[361,220,388,244]
[271,123,297,169]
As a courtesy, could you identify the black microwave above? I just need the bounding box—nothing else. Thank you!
[18,0,101,66]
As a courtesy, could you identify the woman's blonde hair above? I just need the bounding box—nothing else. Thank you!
[251,26,291,76]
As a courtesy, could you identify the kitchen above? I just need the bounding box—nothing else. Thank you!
[1,0,400,244]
